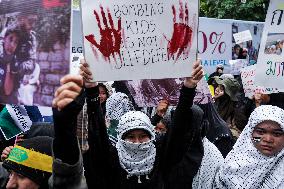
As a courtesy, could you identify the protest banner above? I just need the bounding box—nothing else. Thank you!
[232,21,264,65]
[0,0,71,106]
[198,18,232,75]
[241,64,279,98]
[81,0,199,81]
[255,0,284,90]
[0,105,53,140]
[124,77,213,107]
[230,59,248,75]
[233,30,253,44]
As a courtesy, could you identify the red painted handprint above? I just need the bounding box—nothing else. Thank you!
[166,1,194,61]
[85,5,122,62]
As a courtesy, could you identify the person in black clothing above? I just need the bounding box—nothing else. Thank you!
[51,59,205,189]
[198,103,235,158]
[207,64,224,86]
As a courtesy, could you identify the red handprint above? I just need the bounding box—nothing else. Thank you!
[165,1,194,62]
[85,5,122,62]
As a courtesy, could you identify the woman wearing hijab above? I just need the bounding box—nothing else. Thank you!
[51,59,205,189]
[214,105,284,188]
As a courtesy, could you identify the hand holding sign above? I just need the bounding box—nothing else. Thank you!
[79,59,98,88]
[166,1,194,61]
[184,60,204,88]
[85,5,122,62]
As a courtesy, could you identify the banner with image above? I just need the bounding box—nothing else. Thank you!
[232,20,264,66]
[81,0,199,81]
[124,77,213,107]
[0,0,71,106]
[255,0,284,90]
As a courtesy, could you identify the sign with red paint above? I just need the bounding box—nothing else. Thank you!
[198,18,232,75]
[255,0,284,91]
[81,0,199,81]
[241,65,279,98]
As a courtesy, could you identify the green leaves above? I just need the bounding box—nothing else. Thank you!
[200,0,269,22]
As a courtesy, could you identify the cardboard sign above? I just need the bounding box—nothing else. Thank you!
[255,0,284,91]
[233,30,253,44]
[241,64,279,98]
[81,0,199,81]
[0,0,71,106]
[124,77,213,107]
[229,59,248,75]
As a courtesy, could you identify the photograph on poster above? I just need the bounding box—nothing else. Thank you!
[264,33,284,55]
[0,0,71,106]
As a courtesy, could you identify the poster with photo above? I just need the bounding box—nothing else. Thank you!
[0,0,71,106]
[232,21,264,65]
[255,0,284,90]
[81,0,199,81]
[124,77,213,107]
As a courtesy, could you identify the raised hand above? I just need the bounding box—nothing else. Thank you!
[52,75,83,110]
[166,1,195,61]
[184,60,204,88]
[79,59,98,88]
[85,5,122,62]
[156,99,169,117]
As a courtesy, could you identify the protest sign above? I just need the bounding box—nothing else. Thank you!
[229,59,248,75]
[124,77,213,107]
[241,64,279,98]
[71,9,84,75]
[232,21,264,65]
[233,30,253,44]
[0,0,71,106]
[255,0,284,90]
[81,0,199,81]
[0,105,53,140]
[198,17,232,75]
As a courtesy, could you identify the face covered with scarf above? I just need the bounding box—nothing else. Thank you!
[215,105,284,188]
[116,111,156,179]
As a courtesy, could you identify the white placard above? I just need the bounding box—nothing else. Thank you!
[230,59,248,75]
[198,18,232,75]
[233,30,253,44]
[255,0,284,91]
[81,0,199,81]
[241,64,279,98]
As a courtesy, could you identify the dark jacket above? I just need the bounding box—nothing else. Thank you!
[50,85,204,189]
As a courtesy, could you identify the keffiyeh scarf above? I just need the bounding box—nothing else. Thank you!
[116,111,156,181]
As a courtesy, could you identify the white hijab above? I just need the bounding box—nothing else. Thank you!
[192,138,224,189]
[214,105,284,189]
[116,111,156,181]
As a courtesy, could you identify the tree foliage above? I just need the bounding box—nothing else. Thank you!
[200,0,270,22]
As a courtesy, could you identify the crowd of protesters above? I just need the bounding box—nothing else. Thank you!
[0,57,282,189]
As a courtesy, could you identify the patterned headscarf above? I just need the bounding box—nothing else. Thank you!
[215,105,284,188]
[116,111,156,182]
[106,92,134,120]
[192,138,224,189]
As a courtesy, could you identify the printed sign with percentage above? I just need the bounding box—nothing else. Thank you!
[198,18,232,75]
